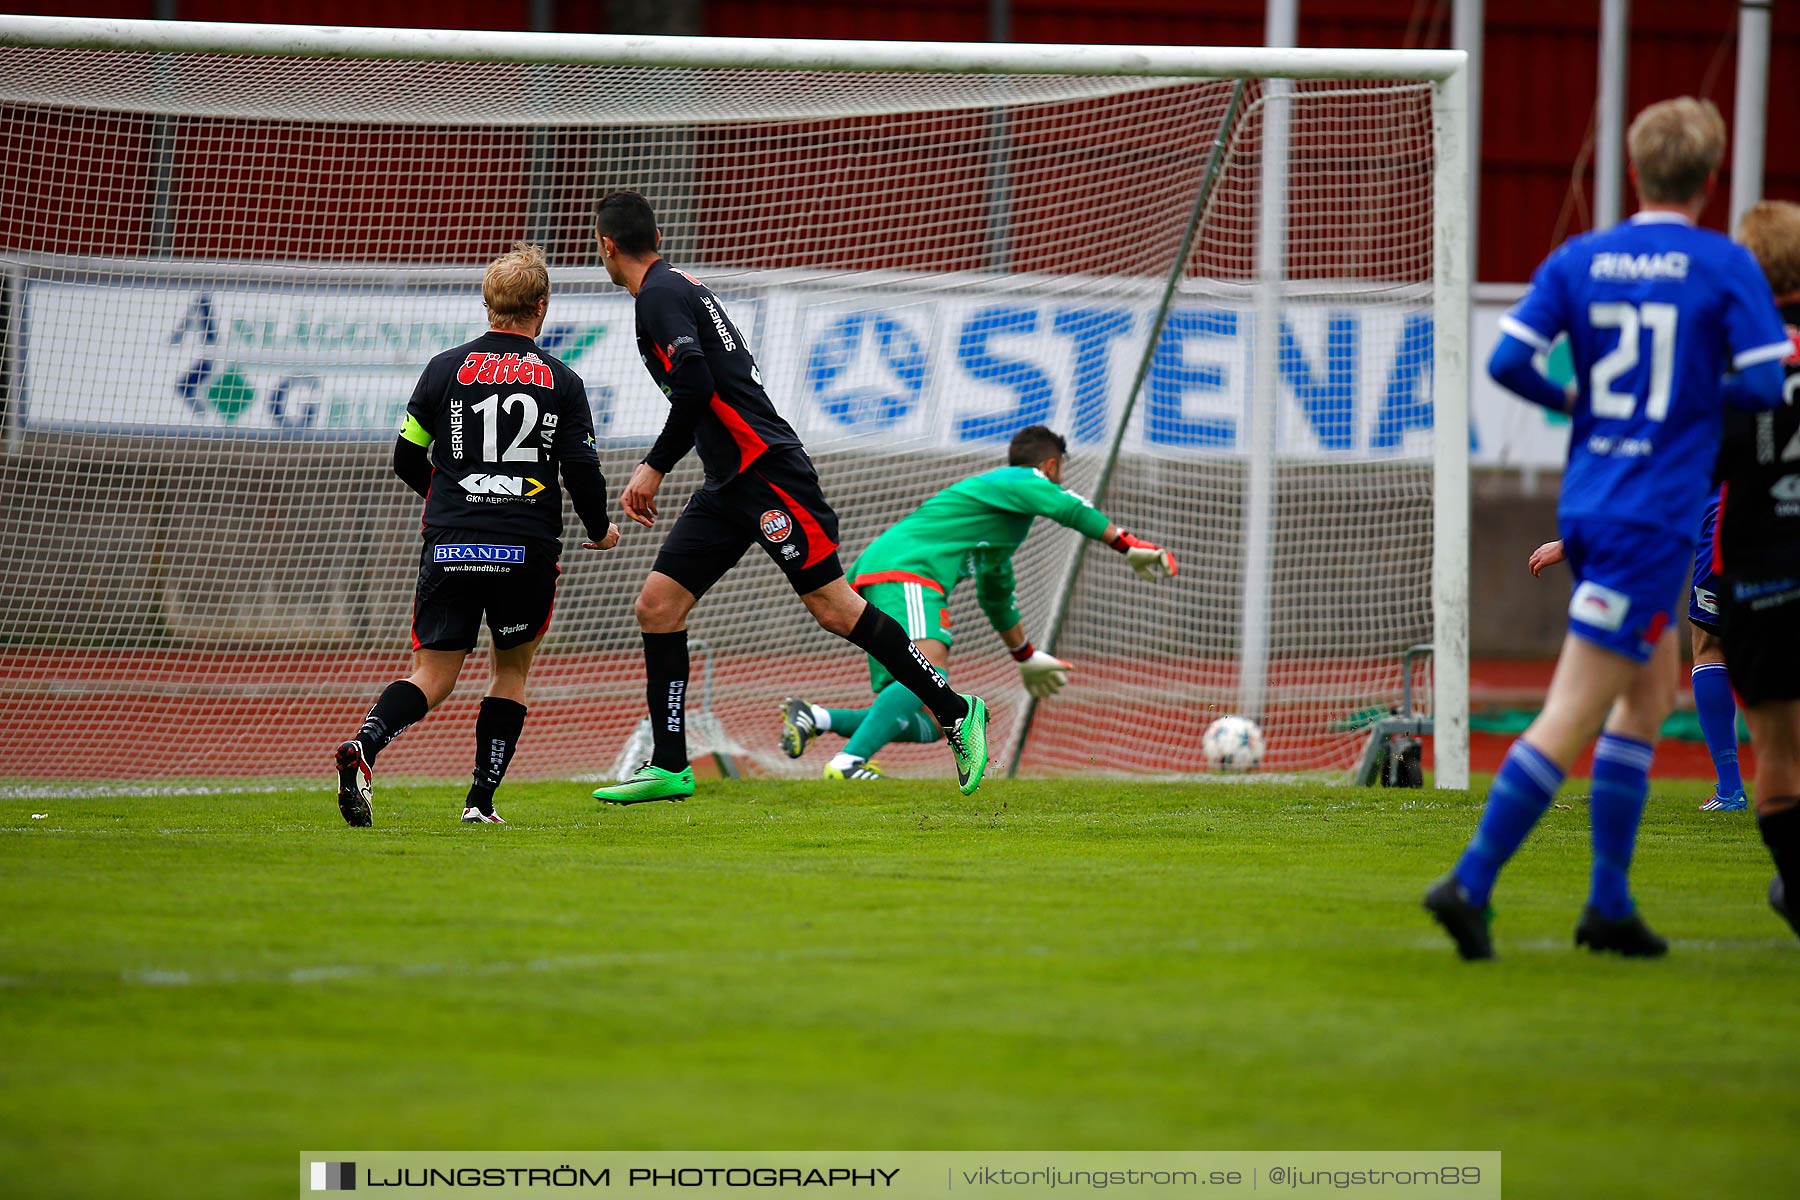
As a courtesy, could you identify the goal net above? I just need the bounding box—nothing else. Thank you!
[0,18,1468,790]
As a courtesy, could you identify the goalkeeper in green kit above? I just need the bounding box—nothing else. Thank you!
[779,425,1176,779]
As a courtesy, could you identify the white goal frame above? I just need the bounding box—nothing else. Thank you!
[0,15,1471,789]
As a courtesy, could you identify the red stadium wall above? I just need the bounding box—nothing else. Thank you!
[6,1,1797,280]
[705,0,1800,283]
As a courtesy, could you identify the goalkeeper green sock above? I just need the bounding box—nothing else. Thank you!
[824,707,868,737]
[897,710,942,743]
[843,679,941,761]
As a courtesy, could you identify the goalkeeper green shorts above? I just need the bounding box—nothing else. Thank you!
[855,577,954,694]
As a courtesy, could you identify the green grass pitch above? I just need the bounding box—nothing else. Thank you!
[2,777,1796,1199]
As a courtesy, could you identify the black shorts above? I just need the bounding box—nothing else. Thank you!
[413,530,559,653]
[1721,575,1800,706]
[652,449,844,599]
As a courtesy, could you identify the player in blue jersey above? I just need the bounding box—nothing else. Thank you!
[1425,98,1791,960]
[1528,491,1746,813]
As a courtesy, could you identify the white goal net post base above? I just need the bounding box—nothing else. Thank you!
[0,16,1469,789]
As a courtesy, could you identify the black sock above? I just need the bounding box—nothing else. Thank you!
[844,604,969,728]
[355,680,430,765]
[466,696,527,815]
[1758,802,1800,890]
[643,630,689,772]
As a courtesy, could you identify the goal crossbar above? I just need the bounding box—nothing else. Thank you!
[0,15,1464,82]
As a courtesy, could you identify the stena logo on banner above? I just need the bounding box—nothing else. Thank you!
[785,289,1438,462]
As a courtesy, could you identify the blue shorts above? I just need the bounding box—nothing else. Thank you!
[1561,517,1689,663]
[1688,493,1724,635]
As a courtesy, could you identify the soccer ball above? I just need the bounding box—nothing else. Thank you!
[1202,714,1265,772]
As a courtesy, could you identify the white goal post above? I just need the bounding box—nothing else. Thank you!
[0,16,1469,790]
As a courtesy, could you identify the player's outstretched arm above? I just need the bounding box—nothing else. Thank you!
[1528,539,1565,577]
[1488,334,1574,414]
[1107,528,1177,581]
[1721,358,1789,411]
[1001,623,1073,699]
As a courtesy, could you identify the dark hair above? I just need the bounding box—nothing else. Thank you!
[595,191,660,256]
[1008,424,1068,467]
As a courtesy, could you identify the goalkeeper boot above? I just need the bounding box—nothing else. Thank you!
[1423,875,1495,961]
[461,807,506,825]
[780,697,820,759]
[1698,786,1748,812]
[334,739,373,827]
[593,762,696,806]
[823,757,884,781]
[944,694,989,796]
[1769,875,1798,941]
[1574,906,1669,958]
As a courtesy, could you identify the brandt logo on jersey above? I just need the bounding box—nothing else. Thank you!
[433,544,525,565]
[456,352,555,389]
[461,474,546,498]
[1570,581,1631,633]
[760,509,793,543]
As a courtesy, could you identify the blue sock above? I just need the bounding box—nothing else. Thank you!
[1589,733,1654,920]
[1691,663,1743,796]
[1454,739,1564,907]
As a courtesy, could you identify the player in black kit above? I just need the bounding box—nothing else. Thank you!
[588,191,990,804]
[1713,199,1800,940]
[335,243,620,827]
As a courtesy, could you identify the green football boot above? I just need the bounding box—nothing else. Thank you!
[944,694,989,796]
[593,762,696,806]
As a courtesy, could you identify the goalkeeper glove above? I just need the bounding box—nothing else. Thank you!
[1111,531,1177,581]
[1011,641,1072,699]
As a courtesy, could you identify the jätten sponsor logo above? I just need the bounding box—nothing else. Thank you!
[457,352,555,389]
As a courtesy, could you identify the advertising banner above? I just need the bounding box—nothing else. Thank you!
[18,269,1565,468]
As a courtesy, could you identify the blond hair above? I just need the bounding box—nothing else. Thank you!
[483,242,549,327]
[1738,199,1800,300]
[1627,97,1726,205]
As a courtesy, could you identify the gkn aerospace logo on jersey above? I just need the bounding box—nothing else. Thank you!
[461,474,546,500]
